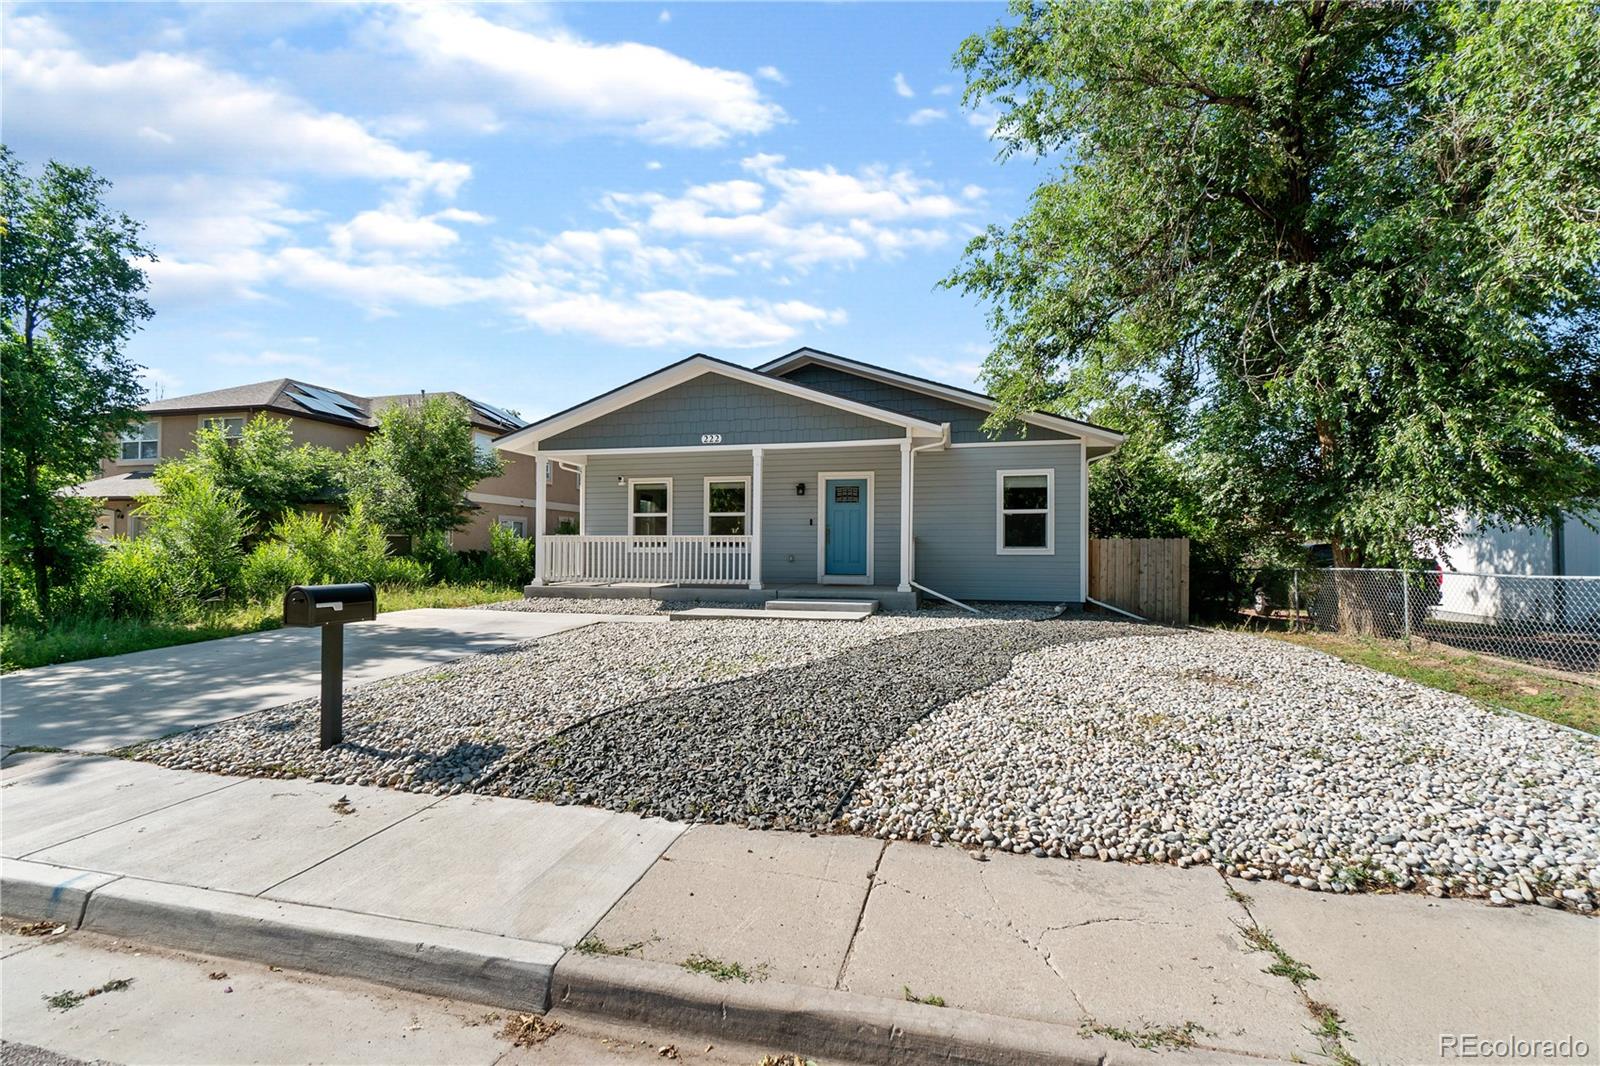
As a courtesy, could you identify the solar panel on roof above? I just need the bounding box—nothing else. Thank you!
[288,384,364,420]
[471,400,527,429]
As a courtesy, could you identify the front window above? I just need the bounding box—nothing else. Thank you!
[997,470,1053,554]
[120,421,158,461]
[630,480,671,536]
[497,515,527,537]
[705,478,748,536]
[203,416,245,439]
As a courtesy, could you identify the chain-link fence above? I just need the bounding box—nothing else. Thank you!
[1207,567,1600,676]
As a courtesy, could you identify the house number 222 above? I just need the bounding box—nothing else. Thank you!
[700,433,723,444]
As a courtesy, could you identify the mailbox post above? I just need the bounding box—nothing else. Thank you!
[283,583,377,750]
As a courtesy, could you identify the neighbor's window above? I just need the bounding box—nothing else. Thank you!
[496,515,527,537]
[996,469,1053,554]
[473,431,495,460]
[203,416,245,439]
[705,478,748,536]
[126,512,149,539]
[630,480,671,536]
[119,421,158,461]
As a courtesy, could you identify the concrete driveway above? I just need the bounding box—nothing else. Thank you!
[0,608,625,753]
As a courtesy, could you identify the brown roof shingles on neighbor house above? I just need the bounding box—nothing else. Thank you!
[138,378,528,435]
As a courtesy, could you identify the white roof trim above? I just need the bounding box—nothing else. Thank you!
[758,348,1126,448]
[497,355,944,454]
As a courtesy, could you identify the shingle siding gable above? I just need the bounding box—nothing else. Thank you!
[540,372,905,451]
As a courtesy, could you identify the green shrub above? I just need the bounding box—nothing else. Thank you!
[485,522,534,586]
[410,529,460,583]
[269,510,335,582]
[239,541,311,604]
[322,502,391,584]
[140,466,248,606]
[377,556,429,589]
[79,538,175,620]
[1,561,38,627]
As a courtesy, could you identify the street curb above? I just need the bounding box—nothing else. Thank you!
[552,953,1232,1066]
[74,874,561,1012]
[1,858,122,927]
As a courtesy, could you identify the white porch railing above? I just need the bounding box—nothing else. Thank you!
[540,534,752,585]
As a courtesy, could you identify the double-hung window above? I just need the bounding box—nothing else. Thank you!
[496,515,528,537]
[203,416,245,440]
[473,432,495,460]
[996,469,1054,555]
[119,422,159,461]
[704,478,748,536]
[629,480,671,537]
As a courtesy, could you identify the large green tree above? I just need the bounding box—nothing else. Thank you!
[948,0,1600,564]
[181,414,339,533]
[1,149,153,617]
[343,395,502,540]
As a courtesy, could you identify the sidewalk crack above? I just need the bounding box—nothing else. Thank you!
[832,837,887,991]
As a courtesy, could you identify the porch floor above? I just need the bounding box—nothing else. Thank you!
[522,581,919,613]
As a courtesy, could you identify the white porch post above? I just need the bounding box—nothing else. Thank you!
[898,438,912,592]
[532,449,546,585]
[749,446,764,589]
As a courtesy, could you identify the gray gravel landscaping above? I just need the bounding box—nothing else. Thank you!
[847,629,1600,912]
[128,605,1062,794]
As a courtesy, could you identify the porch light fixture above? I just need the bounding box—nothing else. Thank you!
[796,482,806,496]
[617,475,625,485]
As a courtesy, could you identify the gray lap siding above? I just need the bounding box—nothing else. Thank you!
[560,441,1083,601]
[912,443,1083,603]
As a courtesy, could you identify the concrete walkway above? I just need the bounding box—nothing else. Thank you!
[3,753,1596,1065]
[0,608,629,752]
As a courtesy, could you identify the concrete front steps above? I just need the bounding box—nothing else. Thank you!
[671,598,879,622]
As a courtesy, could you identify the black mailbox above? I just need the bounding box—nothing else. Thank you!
[282,582,377,751]
[283,582,377,627]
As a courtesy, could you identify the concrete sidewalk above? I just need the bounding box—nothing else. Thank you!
[0,607,634,752]
[3,753,1596,1066]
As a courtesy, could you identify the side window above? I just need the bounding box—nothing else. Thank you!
[119,421,159,461]
[997,469,1053,554]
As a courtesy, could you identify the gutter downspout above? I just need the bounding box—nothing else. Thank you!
[906,423,950,594]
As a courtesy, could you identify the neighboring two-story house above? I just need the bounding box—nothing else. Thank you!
[66,378,580,550]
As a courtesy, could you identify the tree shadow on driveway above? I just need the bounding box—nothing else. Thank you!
[490,619,1130,828]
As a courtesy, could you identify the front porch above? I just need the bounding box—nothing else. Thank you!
[521,578,920,613]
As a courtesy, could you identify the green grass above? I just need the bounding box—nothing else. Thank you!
[1,583,522,673]
[902,985,946,1007]
[679,953,767,983]
[1247,629,1599,735]
[1239,925,1318,986]
[1080,1020,1207,1050]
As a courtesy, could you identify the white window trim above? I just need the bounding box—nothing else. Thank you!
[118,420,159,464]
[702,476,750,539]
[201,414,247,439]
[496,514,528,537]
[816,470,875,585]
[996,468,1055,556]
[627,477,673,545]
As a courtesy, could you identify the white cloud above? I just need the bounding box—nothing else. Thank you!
[893,72,914,98]
[906,108,946,126]
[138,365,184,399]
[379,5,783,147]
[658,9,671,22]
[756,65,787,85]
[328,205,489,258]
[931,84,955,97]
[909,354,984,388]
[3,24,469,197]
[645,160,664,171]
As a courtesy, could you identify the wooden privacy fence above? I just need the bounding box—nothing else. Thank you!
[1088,537,1190,626]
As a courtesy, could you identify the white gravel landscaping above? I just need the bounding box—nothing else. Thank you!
[846,629,1600,912]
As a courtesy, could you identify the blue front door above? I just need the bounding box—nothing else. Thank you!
[824,478,869,578]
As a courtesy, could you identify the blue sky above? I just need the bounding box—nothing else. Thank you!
[4,2,1032,420]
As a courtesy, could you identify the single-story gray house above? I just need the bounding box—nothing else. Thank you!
[497,348,1124,607]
